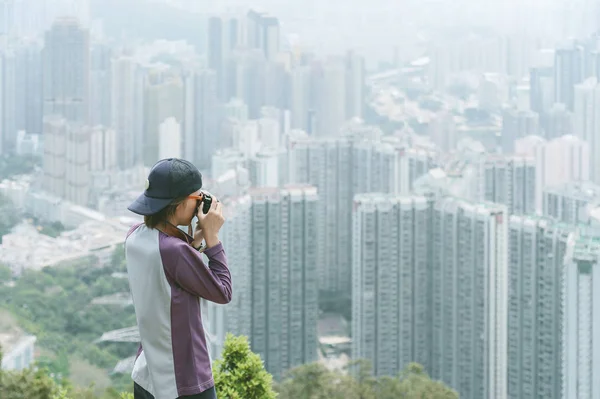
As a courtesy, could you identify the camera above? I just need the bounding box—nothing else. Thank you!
[199,190,213,214]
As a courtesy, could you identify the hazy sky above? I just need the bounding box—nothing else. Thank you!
[186,0,598,63]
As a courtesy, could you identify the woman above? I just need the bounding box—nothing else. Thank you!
[125,158,231,399]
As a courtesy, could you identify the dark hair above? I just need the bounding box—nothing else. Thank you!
[144,196,189,229]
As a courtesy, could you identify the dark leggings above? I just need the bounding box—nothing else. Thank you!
[134,382,217,399]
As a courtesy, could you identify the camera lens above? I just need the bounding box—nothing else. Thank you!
[201,192,213,214]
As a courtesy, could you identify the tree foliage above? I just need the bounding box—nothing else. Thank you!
[0,246,137,393]
[277,360,458,399]
[213,334,277,399]
[0,347,129,399]
[0,153,41,179]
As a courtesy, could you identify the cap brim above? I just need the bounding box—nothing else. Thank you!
[127,193,174,216]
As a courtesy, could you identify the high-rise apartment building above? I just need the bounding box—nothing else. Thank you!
[478,155,535,216]
[183,69,219,169]
[248,185,319,379]
[14,41,43,137]
[314,57,347,137]
[555,45,585,111]
[430,198,508,399]
[515,134,589,212]
[143,69,184,166]
[249,148,280,188]
[0,49,17,154]
[158,117,181,160]
[89,126,116,172]
[43,18,90,123]
[288,133,407,294]
[352,192,508,399]
[345,51,365,120]
[64,124,91,206]
[111,55,144,169]
[89,44,112,127]
[530,66,554,115]
[573,77,600,183]
[562,232,600,398]
[543,181,600,225]
[508,216,571,399]
[204,194,252,359]
[42,116,68,199]
[246,10,280,61]
[289,66,312,131]
[352,194,432,376]
[43,116,115,206]
[543,103,572,139]
[207,15,240,100]
[230,49,268,119]
[501,108,539,153]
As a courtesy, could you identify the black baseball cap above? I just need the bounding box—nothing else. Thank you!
[128,158,203,216]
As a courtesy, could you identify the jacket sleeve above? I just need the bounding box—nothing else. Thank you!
[161,238,232,304]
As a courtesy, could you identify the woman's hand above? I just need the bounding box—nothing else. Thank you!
[189,223,204,249]
[197,199,224,248]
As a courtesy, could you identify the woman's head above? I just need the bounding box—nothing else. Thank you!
[143,192,200,228]
[127,158,203,228]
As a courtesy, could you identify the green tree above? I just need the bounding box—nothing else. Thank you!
[277,360,458,399]
[346,359,377,399]
[393,363,458,399]
[213,334,277,399]
[0,347,58,399]
[0,263,12,282]
[276,362,355,399]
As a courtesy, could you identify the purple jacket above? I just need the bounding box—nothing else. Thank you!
[125,223,232,399]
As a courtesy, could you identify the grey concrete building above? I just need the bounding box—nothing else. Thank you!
[352,193,508,399]
[507,215,571,399]
[248,185,319,379]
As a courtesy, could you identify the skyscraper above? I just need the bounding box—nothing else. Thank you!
[0,49,17,154]
[430,198,508,399]
[352,194,432,376]
[246,10,280,61]
[89,43,112,127]
[14,41,43,137]
[345,51,365,119]
[501,108,539,153]
[352,191,508,399]
[143,69,184,166]
[43,116,92,205]
[289,65,312,131]
[562,232,600,398]
[64,123,91,206]
[158,117,181,160]
[42,115,68,198]
[248,185,319,379]
[183,69,219,169]
[314,57,347,137]
[478,155,536,216]
[42,18,90,123]
[288,133,406,294]
[111,55,144,169]
[543,181,600,225]
[205,194,252,359]
[573,77,600,183]
[207,15,240,101]
[543,103,573,139]
[231,50,267,119]
[515,134,589,212]
[554,45,585,111]
[529,66,554,115]
[508,215,571,399]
